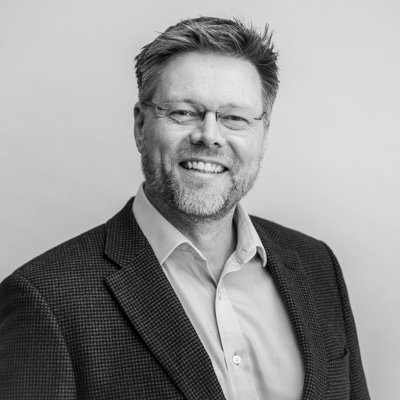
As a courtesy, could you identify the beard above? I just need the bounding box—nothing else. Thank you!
[140,141,264,222]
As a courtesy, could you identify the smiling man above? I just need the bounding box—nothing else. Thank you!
[0,17,370,400]
[136,52,265,225]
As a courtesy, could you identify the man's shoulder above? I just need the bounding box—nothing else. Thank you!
[250,215,338,283]
[250,215,326,252]
[10,222,109,283]
[9,199,137,284]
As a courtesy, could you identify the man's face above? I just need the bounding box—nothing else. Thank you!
[134,52,267,221]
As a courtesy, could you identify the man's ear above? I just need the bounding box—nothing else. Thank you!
[133,102,145,153]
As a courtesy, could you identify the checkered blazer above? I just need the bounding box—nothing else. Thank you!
[0,198,370,399]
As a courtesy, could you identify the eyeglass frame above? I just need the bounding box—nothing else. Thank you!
[141,100,267,131]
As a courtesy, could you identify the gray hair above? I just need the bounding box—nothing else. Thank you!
[135,17,279,120]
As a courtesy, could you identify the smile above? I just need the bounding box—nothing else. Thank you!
[180,161,226,174]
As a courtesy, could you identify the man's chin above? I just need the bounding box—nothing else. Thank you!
[173,188,235,221]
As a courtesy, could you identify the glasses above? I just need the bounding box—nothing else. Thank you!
[142,101,266,132]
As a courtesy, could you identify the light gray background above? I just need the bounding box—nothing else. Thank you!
[1,0,399,398]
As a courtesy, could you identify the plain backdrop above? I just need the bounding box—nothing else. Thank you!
[1,0,399,398]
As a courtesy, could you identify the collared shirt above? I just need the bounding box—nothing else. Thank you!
[133,184,304,400]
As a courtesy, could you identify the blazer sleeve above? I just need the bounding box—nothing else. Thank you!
[0,273,77,399]
[325,245,371,400]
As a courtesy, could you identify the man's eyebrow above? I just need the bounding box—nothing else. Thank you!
[163,98,253,109]
[162,97,199,104]
[222,102,253,109]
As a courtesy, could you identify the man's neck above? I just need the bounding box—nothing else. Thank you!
[145,188,237,280]
[175,213,237,280]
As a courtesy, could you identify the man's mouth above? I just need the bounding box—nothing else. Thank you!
[180,161,226,174]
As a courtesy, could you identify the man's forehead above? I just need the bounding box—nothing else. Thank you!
[152,52,264,109]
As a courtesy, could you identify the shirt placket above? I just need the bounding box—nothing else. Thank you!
[215,255,259,400]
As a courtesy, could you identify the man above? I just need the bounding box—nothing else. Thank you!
[0,17,369,400]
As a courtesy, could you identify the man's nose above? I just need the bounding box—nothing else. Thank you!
[189,112,227,148]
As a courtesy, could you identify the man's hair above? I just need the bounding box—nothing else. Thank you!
[134,16,279,118]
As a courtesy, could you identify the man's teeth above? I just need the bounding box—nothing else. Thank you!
[183,161,224,173]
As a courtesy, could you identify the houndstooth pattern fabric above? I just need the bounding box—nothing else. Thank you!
[0,199,370,399]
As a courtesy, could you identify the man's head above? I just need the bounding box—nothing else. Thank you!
[133,17,279,223]
[135,16,279,122]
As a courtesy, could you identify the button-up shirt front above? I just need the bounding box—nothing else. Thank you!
[133,184,304,400]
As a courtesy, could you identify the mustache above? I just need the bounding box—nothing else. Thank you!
[174,144,229,159]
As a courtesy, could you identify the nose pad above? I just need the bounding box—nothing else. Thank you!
[190,111,226,148]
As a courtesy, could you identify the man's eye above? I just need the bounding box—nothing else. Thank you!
[169,110,196,117]
[222,115,249,123]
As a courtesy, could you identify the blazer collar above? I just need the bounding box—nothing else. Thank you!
[104,198,225,400]
[252,218,328,400]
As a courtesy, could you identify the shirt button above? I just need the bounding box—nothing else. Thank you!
[232,355,241,365]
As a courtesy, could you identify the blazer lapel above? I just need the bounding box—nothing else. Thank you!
[103,199,225,400]
[253,220,328,400]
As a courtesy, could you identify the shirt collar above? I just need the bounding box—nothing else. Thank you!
[133,184,192,265]
[234,201,267,267]
[132,183,267,267]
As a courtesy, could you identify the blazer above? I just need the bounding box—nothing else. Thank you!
[0,198,370,399]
